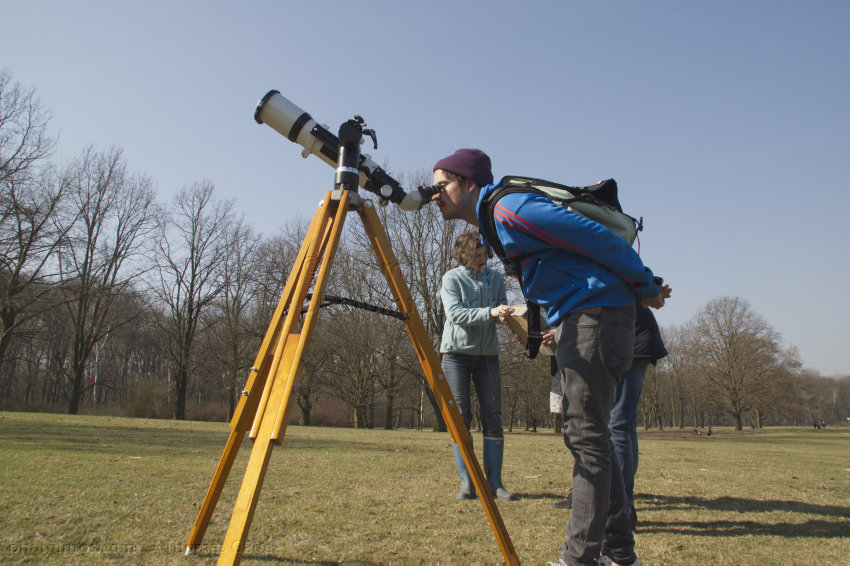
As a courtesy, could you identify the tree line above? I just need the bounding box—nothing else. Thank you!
[2,70,848,430]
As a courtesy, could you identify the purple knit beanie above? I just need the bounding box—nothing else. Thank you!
[433,148,493,188]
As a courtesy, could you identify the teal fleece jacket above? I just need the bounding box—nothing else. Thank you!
[439,266,507,356]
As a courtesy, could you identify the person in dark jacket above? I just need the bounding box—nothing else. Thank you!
[610,306,667,530]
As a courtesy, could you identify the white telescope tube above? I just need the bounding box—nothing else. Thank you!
[254,91,335,168]
[254,90,408,205]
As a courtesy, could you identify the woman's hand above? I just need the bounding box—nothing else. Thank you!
[490,304,515,320]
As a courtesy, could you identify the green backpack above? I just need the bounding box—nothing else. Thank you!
[480,176,643,358]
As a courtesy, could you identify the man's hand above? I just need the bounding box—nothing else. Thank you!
[642,280,672,309]
[542,328,557,347]
[642,292,666,309]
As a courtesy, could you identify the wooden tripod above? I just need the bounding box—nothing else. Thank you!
[184,188,519,565]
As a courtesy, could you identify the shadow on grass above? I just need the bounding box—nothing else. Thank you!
[636,493,850,538]
[512,492,566,502]
[2,417,430,457]
[195,552,374,565]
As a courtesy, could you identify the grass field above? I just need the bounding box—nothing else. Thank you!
[0,412,847,565]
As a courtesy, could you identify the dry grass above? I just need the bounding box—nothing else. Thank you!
[0,412,847,564]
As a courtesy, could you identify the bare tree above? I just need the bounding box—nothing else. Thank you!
[638,359,667,430]
[0,70,64,369]
[0,69,55,185]
[252,220,307,327]
[369,172,463,430]
[31,286,72,406]
[152,181,233,420]
[58,146,157,414]
[804,373,850,426]
[308,241,389,428]
[248,224,315,423]
[203,219,262,419]
[84,288,153,407]
[690,296,791,431]
[655,324,700,428]
[371,316,415,429]
[498,323,541,432]
[0,170,70,362]
[745,344,801,428]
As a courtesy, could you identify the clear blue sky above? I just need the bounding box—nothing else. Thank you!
[3,1,848,376]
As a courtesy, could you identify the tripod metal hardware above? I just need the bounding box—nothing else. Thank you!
[185,114,519,565]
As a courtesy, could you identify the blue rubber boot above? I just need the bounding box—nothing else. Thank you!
[452,443,476,499]
[483,437,515,501]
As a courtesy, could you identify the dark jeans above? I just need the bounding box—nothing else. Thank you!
[610,358,650,507]
[555,305,636,565]
[441,353,503,438]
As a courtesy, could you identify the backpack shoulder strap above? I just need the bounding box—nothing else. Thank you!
[524,302,543,359]
[480,177,552,360]
[480,178,551,273]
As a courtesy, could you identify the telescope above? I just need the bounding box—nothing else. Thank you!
[254,90,434,211]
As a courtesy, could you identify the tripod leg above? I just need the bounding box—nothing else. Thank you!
[233,200,327,431]
[358,203,519,565]
[185,197,331,553]
[217,192,349,565]
[250,200,336,440]
[271,189,350,440]
[217,334,304,566]
[185,429,244,555]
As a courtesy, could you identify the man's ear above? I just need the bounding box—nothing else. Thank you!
[465,180,479,193]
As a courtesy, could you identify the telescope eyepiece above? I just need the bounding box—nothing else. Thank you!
[416,184,441,201]
[398,184,441,211]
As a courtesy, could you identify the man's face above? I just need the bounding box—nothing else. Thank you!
[432,169,476,223]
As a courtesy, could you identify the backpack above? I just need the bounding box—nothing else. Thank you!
[480,175,643,358]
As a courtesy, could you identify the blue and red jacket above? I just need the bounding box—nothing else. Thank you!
[476,182,660,328]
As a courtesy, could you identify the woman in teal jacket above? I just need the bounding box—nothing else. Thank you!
[440,230,515,501]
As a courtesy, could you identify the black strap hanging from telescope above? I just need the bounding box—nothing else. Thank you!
[301,293,408,321]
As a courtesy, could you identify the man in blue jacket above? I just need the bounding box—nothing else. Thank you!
[431,148,665,566]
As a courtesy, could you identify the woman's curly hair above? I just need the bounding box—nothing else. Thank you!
[452,230,488,268]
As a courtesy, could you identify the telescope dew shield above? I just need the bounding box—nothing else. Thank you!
[254,90,408,205]
[254,90,339,168]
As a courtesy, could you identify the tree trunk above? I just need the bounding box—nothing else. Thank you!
[0,307,19,371]
[427,388,446,432]
[384,389,394,430]
[67,360,85,415]
[353,405,364,429]
[732,411,743,431]
[227,381,237,421]
[297,393,312,426]
[174,366,188,420]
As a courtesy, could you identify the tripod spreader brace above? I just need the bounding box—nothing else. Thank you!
[302,292,409,321]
